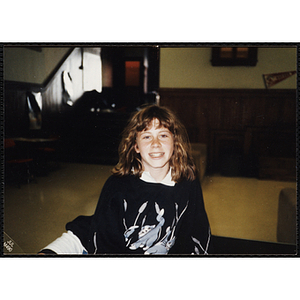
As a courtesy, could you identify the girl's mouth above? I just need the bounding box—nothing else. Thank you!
[149,152,164,158]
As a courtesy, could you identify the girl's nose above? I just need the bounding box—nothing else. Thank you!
[151,137,161,147]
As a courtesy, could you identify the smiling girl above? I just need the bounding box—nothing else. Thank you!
[40,105,211,255]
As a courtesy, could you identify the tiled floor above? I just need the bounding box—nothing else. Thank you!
[3,162,297,254]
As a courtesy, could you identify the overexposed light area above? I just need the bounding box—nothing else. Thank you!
[83,48,102,93]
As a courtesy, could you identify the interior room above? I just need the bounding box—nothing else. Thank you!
[3,44,297,255]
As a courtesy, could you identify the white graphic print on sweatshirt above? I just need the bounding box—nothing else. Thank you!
[123,200,188,254]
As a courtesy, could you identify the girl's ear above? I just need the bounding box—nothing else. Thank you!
[134,143,140,153]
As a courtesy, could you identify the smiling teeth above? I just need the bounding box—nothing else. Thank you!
[149,153,163,157]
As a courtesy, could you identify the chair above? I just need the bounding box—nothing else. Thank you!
[5,138,35,187]
[277,188,296,244]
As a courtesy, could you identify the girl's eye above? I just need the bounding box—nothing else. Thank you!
[143,135,151,140]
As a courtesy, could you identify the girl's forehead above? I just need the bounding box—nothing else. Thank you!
[142,118,168,131]
[150,118,160,127]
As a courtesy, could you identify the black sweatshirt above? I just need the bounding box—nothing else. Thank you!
[65,174,211,255]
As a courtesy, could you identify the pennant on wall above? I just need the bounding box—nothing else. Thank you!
[263,71,296,88]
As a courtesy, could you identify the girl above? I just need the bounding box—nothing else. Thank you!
[40,105,211,255]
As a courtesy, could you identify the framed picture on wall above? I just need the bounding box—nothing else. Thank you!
[211,47,258,66]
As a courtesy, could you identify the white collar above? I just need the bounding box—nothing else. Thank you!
[140,168,175,186]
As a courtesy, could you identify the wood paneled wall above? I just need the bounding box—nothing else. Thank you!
[159,88,296,176]
[159,88,296,144]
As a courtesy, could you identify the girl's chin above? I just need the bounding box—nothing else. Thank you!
[143,162,170,172]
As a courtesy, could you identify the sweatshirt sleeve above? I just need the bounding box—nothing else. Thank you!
[67,176,128,254]
[88,176,128,254]
[188,179,211,255]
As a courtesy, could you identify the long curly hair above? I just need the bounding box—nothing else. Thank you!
[112,105,196,182]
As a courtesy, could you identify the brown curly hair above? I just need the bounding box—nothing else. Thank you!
[112,105,196,182]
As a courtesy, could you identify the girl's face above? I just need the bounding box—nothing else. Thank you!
[135,118,174,180]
